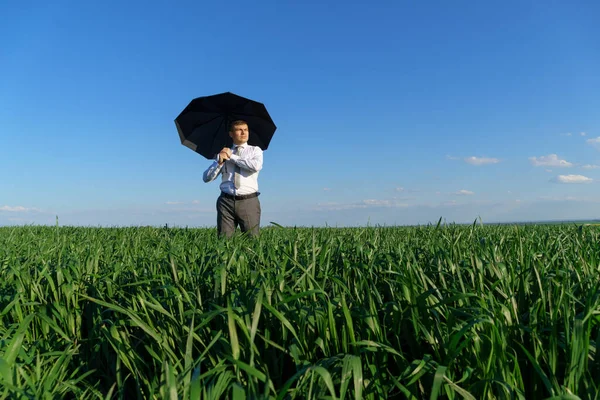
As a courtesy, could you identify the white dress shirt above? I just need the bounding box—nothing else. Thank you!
[202,143,263,195]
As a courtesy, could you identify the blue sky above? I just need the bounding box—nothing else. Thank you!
[1,0,599,227]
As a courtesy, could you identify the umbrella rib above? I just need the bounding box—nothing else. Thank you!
[233,97,264,121]
[228,112,274,124]
[188,113,223,130]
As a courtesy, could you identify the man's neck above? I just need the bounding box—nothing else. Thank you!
[233,142,247,147]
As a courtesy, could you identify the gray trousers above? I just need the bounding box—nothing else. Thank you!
[216,193,261,238]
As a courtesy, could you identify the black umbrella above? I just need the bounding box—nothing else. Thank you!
[174,92,277,159]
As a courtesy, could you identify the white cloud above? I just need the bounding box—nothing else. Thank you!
[581,132,587,136]
[551,174,593,184]
[586,137,600,148]
[167,200,208,205]
[539,195,582,201]
[160,200,212,212]
[392,196,416,202]
[529,154,573,167]
[395,187,404,192]
[313,202,365,211]
[363,199,391,206]
[314,198,410,211]
[0,206,27,212]
[454,190,474,196]
[582,164,600,169]
[561,132,572,136]
[363,199,409,208]
[449,154,502,166]
[0,205,40,212]
[158,207,213,213]
[323,188,331,191]
[464,156,500,165]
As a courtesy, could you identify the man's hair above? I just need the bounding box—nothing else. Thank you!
[229,120,248,132]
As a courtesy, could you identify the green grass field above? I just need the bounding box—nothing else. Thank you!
[1,223,599,399]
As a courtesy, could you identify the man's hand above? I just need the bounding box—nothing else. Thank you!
[220,147,232,158]
[218,151,230,165]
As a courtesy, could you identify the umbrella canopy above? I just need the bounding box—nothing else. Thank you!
[174,92,277,159]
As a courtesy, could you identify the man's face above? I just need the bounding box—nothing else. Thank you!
[229,123,249,145]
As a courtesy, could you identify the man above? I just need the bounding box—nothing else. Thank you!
[203,120,263,238]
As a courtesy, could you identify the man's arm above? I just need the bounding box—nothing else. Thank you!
[203,154,225,182]
[229,147,263,173]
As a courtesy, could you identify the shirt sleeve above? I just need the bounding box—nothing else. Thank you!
[203,158,224,182]
[229,147,263,173]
